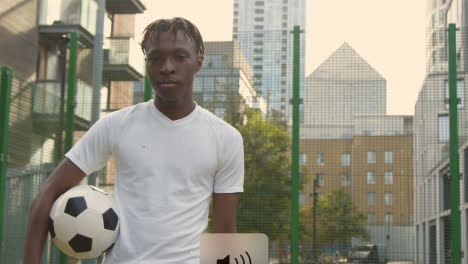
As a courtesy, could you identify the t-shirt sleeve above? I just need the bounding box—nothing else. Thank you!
[213,128,244,193]
[65,114,115,175]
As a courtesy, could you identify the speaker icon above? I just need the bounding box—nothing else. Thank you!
[217,251,252,264]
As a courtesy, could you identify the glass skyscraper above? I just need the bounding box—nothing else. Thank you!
[232,0,306,114]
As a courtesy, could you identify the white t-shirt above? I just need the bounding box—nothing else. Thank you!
[65,100,244,264]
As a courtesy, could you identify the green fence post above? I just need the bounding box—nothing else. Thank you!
[448,23,462,264]
[0,66,13,254]
[291,25,301,264]
[59,31,78,264]
[144,74,152,102]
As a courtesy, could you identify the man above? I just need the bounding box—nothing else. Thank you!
[23,17,244,263]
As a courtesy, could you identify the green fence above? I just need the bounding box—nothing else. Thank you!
[1,24,468,264]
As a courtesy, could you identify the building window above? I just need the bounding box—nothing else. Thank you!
[316,154,324,166]
[341,173,351,186]
[317,192,325,199]
[367,192,376,206]
[299,192,306,206]
[367,213,376,225]
[342,153,351,166]
[254,9,264,14]
[384,171,393,185]
[299,153,307,165]
[444,79,464,109]
[367,151,376,164]
[385,192,393,206]
[317,173,325,187]
[438,114,449,143]
[384,151,393,164]
[367,171,376,185]
[385,213,393,226]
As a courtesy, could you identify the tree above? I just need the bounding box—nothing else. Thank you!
[301,189,369,255]
[237,110,310,242]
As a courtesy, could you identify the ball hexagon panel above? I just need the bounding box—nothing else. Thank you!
[69,234,93,253]
[53,213,77,242]
[84,188,113,213]
[75,209,103,238]
[102,208,119,231]
[93,229,119,253]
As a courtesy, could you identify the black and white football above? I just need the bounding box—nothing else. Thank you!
[48,185,120,259]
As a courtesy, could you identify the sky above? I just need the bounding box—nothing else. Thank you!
[135,0,428,115]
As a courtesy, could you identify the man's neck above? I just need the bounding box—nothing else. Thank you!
[154,97,196,121]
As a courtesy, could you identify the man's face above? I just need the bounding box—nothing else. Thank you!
[145,30,203,104]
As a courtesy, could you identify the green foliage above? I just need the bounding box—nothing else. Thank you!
[236,109,291,240]
[301,189,369,252]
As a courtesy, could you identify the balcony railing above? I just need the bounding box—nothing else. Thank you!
[103,37,145,81]
[32,80,91,132]
[38,0,97,47]
[105,0,147,14]
[32,80,61,115]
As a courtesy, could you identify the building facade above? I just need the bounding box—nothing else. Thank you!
[299,115,414,261]
[414,0,468,263]
[303,43,387,140]
[301,42,414,261]
[232,0,305,115]
[0,0,146,262]
[193,41,267,122]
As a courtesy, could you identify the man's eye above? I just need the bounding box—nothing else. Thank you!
[148,57,161,63]
[176,54,186,59]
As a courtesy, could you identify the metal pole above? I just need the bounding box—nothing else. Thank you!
[89,0,106,187]
[312,178,317,263]
[0,66,13,254]
[56,37,69,160]
[144,74,152,102]
[65,32,78,153]
[448,23,461,264]
[291,25,301,264]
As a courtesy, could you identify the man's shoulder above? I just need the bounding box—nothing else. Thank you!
[197,106,242,141]
[103,101,150,123]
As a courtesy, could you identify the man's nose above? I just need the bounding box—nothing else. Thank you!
[160,58,176,74]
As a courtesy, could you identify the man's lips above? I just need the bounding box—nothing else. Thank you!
[158,80,177,88]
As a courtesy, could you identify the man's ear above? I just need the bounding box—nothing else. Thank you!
[195,54,204,73]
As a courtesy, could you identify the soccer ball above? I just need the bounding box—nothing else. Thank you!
[48,185,120,259]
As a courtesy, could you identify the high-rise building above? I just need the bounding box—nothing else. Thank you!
[193,41,267,121]
[414,1,468,263]
[232,0,306,114]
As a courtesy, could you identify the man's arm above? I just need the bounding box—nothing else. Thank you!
[22,158,86,264]
[212,193,240,233]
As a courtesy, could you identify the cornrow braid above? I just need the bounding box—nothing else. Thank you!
[140,17,204,56]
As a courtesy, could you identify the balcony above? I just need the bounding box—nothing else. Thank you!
[103,37,145,81]
[106,0,146,14]
[38,0,97,47]
[32,80,91,136]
